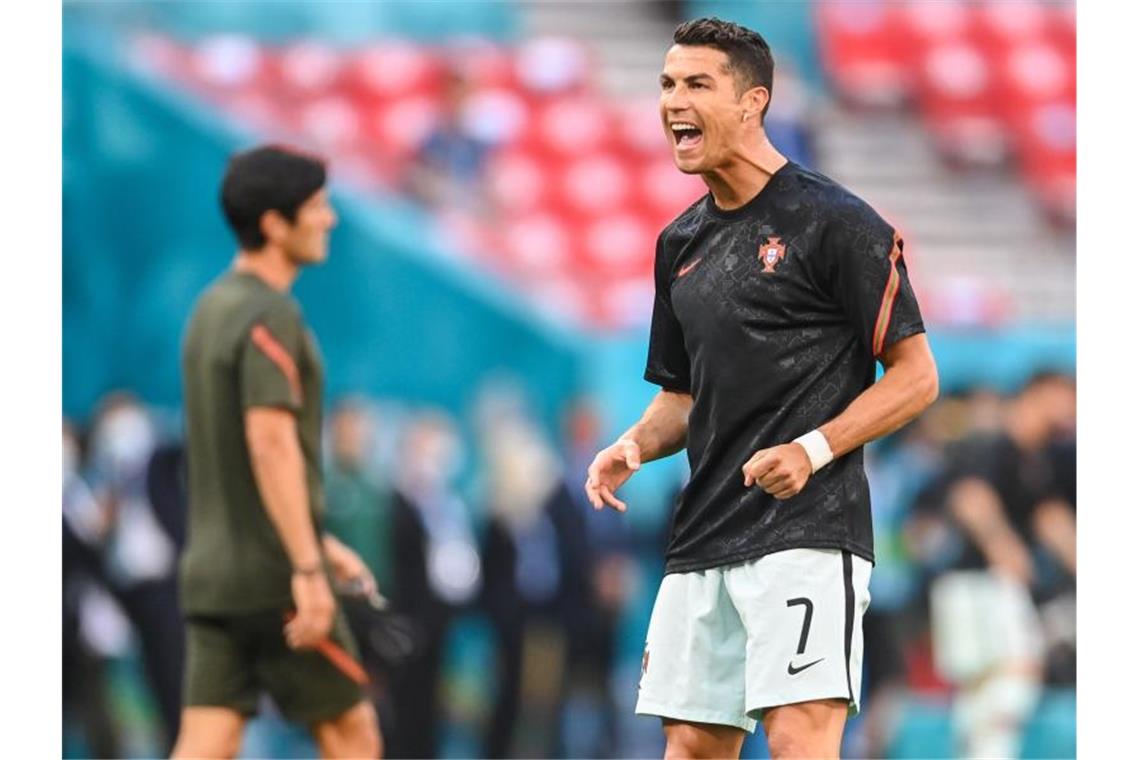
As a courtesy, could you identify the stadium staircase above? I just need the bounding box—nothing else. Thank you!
[813,104,1075,325]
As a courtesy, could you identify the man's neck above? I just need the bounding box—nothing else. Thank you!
[233,247,298,292]
[703,135,788,211]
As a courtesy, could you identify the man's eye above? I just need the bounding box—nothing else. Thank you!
[691,82,706,89]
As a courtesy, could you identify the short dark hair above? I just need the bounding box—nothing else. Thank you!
[673,17,775,119]
[220,145,327,250]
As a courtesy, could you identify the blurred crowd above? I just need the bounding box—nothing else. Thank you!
[62,371,1075,759]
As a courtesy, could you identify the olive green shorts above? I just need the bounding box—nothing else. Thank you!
[183,608,367,726]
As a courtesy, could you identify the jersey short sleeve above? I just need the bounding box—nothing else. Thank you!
[240,299,304,412]
[822,199,925,358]
[644,235,692,392]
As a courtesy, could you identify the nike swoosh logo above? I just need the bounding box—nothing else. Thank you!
[676,257,702,278]
[787,657,825,676]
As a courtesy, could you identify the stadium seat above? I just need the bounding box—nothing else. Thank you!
[342,43,441,105]
[916,41,1008,166]
[638,157,707,224]
[580,211,656,278]
[557,153,635,218]
[500,212,572,275]
[486,150,549,216]
[815,2,910,108]
[527,95,614,157]
[514,36,592,97]
[274,41,344,100]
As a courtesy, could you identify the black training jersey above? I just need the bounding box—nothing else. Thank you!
[645,161,925,573]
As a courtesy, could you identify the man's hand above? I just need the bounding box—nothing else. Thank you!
[585,439,642,512]
[742,443,813,500]
[983,534,1035,586]
[323,534,378,598]
[285,572,336,650]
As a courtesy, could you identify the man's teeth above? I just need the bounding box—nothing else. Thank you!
[671,123,699,132]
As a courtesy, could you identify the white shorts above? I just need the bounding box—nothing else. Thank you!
[635,548,872,732]
[929,570,1045,683]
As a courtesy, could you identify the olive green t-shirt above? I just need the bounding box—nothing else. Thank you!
[180,270,326,615]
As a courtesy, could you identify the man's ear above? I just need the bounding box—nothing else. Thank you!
[741,85,770,124]
[259,209,289,245]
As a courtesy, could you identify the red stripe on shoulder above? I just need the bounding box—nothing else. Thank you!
[250,323,302,406]
[872,232,904,357]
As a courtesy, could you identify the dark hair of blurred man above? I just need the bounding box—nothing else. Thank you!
[172,145,382,758]
[585,17,938,760]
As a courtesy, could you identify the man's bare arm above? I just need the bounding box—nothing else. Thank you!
[620,390,693,463]
[744,333,938,499]
[246,407,323,569]
[246,407,335,648]
[585,390,692,511]
[819,332,939,458]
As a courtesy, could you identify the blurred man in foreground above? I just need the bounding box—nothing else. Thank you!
[585,18,938,759]
[172,146,381,758]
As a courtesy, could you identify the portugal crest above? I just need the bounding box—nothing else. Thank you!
[759,236,786,273]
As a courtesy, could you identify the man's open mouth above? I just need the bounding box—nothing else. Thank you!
[670,122,703,149]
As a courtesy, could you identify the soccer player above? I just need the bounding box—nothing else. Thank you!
[172,146,382,758]
[585,19,939,759]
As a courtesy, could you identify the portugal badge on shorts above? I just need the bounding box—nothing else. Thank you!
[759,236,786,273]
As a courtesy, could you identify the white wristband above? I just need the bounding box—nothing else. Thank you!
[793,430,834,474]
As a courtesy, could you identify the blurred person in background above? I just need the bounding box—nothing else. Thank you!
[84,392,185,751]
[324,397,393,599]
[585,18,937,759]
[911,372,1076,758]
[477,391,591,758]
[173,145,381,758]
[388,411,480,759]
[559,397,635,759]
[323,397,398,739]
[405,67,490,213]
[63,420,123,758]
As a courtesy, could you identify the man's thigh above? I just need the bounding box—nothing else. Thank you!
[724,548,872,719]
[254,610,369,726]
[635,567,757,732]
[182,616,259,718]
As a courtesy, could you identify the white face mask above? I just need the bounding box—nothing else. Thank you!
[92,406,156,482]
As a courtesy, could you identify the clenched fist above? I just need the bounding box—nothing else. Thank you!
[585,438,642,512]
[742,443,813,500]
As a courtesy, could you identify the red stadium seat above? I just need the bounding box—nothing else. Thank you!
[297,95,362,152]
[343,43,441,104]
[362,95,442,161]
[993,41,1074,125]
[526,95,614,157]
[459,87,530,147]
[638,158,707,225]
[973,1,1051,56]
[815,2,911,108]
[274,41,344,100]
[500,212,572,275]
[580,212,656,278]
[916,41,1009,165]
[1011,100,1075,224]
[617,98,670,157]
[896,0,973,65]
[486,150,550,216]
[447,39,519,90]
[557,153,634,218]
